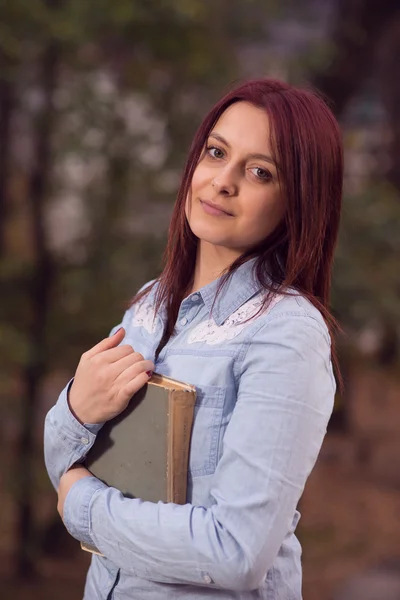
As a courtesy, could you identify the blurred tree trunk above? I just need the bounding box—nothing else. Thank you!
[311,0,400,199]
[378,17,400,192]
[15,37,59,579]
[311,0,399,116]
[0,50,15,256]
[87,114,130,282]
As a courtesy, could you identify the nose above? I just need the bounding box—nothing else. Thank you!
[212,170,238,196]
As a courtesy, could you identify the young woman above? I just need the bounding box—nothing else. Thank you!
[45,78,343,599]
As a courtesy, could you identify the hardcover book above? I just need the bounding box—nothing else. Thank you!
[81,372,196,555]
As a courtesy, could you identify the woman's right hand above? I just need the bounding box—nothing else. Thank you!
[68,327,154,425]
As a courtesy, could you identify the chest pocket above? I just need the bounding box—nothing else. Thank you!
[189,385,226,477]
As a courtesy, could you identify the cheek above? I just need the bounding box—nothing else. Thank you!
[244,191,285,235]
[191,164,211,194]
[186,166,209,216]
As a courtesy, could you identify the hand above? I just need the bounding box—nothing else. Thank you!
[68,327,154,424]
[57,465,92,520]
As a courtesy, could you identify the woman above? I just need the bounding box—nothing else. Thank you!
[45,78,343,599]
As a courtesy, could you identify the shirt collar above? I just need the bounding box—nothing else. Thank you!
[199,257,262,326]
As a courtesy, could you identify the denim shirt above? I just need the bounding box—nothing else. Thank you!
[44,258,335,600]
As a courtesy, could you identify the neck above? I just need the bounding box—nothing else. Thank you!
[189,241,242,294]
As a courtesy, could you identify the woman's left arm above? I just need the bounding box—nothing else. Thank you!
[60,312,335,592]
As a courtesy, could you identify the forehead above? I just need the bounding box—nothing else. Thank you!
[211,101,271,152]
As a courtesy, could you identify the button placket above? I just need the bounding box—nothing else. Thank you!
[177,295,203,329]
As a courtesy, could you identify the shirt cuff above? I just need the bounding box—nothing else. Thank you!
[63,476,107,546]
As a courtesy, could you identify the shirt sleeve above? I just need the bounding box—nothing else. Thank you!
[44,379,101,491]
[61,312,335,592]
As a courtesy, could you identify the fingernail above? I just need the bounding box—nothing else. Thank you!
[146,371,153,377]
[115,327,124,335]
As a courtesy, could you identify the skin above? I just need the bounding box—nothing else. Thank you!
[58,464,92,519]
[58,101,286,518]
[186,101,285,293]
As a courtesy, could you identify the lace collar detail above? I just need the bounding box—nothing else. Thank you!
[187,293,284,345]
[132,300,159,334]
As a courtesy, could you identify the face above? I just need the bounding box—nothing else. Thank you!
[186,101,285,256]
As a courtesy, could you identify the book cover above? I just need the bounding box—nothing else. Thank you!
[80,373,196,555]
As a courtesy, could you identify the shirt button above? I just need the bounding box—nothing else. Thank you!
[191,294,200,302]
[180,317,188,326]
[80,437,89,445]
[203,574,213,584]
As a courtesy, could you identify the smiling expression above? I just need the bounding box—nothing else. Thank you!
[185,101,286,256]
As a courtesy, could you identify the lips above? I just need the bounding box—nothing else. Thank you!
[199,199,234,217]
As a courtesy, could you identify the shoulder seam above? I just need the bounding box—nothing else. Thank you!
[237,309,330,365]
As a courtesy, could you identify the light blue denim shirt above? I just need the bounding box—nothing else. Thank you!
[44,258,335,599]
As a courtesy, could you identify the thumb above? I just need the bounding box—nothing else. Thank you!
[86,327,125,358]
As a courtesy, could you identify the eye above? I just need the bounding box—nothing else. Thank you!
[207,146,225,159]
[251,167,272,182]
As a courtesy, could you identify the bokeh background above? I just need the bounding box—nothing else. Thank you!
[1,1,400,599]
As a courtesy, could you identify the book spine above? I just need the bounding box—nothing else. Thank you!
[168,391,196,504]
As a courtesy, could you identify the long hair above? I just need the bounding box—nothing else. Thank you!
[133,78,343,380]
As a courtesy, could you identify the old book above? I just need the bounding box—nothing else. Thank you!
[81,372,196,555]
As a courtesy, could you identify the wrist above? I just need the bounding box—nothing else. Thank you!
[67,383,85,425]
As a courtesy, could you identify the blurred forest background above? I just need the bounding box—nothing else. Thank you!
[1,0,400,599]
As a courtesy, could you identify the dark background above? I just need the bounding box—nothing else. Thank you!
[1,1,400,598]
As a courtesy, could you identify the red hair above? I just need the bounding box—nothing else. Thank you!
[133,78,343,380]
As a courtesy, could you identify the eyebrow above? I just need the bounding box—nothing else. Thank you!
[208,132,278,168]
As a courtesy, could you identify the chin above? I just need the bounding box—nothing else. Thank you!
[188,219,232,248]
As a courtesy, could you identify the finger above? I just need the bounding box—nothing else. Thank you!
[84,327,125,359]
[122,370,151,400]
[103,344,135,363]
[110,351,145,374]
[116,359,154,386]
